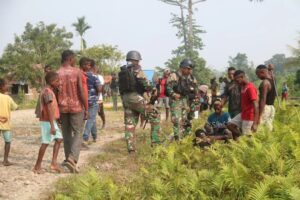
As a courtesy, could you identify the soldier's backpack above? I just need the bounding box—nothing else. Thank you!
[118,65,136,94]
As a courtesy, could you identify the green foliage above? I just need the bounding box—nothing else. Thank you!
[123,107,300,200]
[228,53,257,81]
[295,70,300,85]
[165,54,211,84]
[53,169,119,200]
[0,22,73,88]
[81,45,124,75]
[286,36,300,69]
[264,54,286,74]
[72,16,91,51]
[54,107,300,200]
[159,0,212,84]
[282,35,300,96]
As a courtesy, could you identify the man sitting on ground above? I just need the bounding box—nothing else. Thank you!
[194,100,232,147]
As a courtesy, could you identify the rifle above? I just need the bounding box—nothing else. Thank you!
[143,88,158,130]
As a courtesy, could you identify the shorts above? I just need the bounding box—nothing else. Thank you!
[260,105,275,131]
[40,121,63,144]
[230,113,253,135]
[158,97,170,109]
[282,92,288,98]
[1,130,12,143]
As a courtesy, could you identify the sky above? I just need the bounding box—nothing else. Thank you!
[0,0,300,71]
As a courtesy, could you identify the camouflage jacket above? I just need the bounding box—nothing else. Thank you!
[132,65,152,95]
[166,70,198,101]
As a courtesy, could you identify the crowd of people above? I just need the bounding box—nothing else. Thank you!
[195,65,278,146]
[0,49,282,173]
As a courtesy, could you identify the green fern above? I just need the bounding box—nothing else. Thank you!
[53,107,300,200]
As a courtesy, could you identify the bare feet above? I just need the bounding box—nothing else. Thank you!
[32,168,45,174]
[3,161,13,166]
[50,165,64,173]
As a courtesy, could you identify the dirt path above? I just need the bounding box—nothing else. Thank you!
[0,109,124,200]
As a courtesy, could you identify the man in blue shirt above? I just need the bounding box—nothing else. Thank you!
[82,58,102,143]
[194,99,232,147]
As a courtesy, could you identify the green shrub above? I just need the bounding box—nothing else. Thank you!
[53,169,119,200]
[54,107,300,200]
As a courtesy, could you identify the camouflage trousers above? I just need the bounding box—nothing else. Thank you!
[112,90,118,111]
[122,92,161,152]
[186,101,197,134]
[170,98,191,138]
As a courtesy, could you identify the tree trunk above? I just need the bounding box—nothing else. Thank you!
[179,1,188,54]
[80,37,83,51]
[188,0,193,52]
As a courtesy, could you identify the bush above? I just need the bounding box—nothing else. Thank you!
[53,107,300,200]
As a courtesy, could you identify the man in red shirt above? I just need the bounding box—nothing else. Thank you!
[57,50,88,173]
[79,57,89,112]
[156,69,170,120]
[228,70,259,139]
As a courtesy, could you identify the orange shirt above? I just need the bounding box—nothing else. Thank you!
[40,87,60,121]
[81,71,88,110]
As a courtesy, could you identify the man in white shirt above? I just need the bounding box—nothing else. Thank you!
[91,66,105,130]
[97,72,105,129]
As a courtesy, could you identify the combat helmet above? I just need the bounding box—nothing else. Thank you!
[126,50,142,61]
[180,58,194,68]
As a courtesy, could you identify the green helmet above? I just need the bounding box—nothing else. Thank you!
[126,50,142,61]
[180,58,194,68]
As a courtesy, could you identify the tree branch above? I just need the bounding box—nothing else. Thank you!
[192,0,206,5]
[159,0,187,9]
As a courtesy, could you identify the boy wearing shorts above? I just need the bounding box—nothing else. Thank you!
[0,78,18,166]
[228,70,259,139]
[33,72,63,174]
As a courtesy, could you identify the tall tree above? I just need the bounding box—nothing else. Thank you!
[81,45,124,75]
[264,54,286,74]
[159,0,210,83]
[286,36,300,92]
[228,53,256,81]
[160,0,205,54]
[286,38,300,69]
[0,22,73,88]
[72,16,91,51]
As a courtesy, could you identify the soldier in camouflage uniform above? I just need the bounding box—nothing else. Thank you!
[166,59,197,140]
[119,51,161,153]
[186,67,199,129]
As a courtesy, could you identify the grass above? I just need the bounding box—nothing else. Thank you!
[50,109,210,199]
[17,99,37,110]
[50,105,300,199]
[50,114,173,197]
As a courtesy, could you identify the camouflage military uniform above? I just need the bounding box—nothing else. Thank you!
[167,71,197,139]
[121,67,161,152]
[187,76,198,131]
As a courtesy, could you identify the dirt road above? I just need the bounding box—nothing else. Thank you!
[0,109,124,200]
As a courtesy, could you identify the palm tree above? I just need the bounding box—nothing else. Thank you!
[72,16,91,51]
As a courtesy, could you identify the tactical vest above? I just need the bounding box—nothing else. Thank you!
[118,65,146,95]
[174,72,197,100]
[118,65,136,95]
